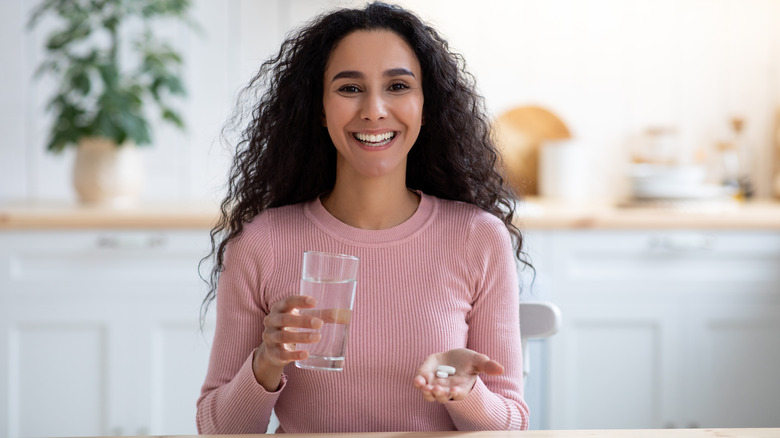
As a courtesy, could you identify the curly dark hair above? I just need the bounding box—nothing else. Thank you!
[200,2,529,322]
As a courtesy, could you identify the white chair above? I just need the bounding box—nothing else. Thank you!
[519,301,561,381]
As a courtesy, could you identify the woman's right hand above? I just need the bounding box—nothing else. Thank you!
[252,295,323,389]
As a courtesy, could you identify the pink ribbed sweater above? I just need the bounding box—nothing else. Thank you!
[196,192,528,433]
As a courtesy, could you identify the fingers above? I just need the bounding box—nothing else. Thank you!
[429,381,460,403]
[264,327,321,345]
[260,295,324,366]
[432,384,466,403]
[264,311,323,331]
[265,295,323,331]
[262,342,309,363]
[308,308,352,324]
[414,375,468,403]
[270,294,317,314]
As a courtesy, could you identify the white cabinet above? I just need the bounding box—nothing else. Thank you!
[0,230,214,438]
[4,227,779,434]
[535,230,780,430]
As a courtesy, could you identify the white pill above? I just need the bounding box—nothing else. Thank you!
[436,365,456,375]
[435,370,449,378]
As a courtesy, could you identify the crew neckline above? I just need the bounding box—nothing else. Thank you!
[303,191,436,246]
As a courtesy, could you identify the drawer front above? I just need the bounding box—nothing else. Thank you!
[550,230,780,293]
[0,230,213,298]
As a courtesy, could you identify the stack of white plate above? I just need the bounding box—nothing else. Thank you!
[628,164,735,201]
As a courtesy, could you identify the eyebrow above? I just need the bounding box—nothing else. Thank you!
[331,68,416,82]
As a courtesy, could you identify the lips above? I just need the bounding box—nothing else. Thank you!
[352,131,396,147]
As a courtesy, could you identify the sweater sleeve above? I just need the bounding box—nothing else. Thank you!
[196,216,283,434]
[445,212,529,430]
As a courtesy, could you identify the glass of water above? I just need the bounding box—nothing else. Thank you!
[295,251,359,371]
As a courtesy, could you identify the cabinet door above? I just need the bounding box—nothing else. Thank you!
[145,308,215,436]
[548,299,682,430]
[684,301,780,428]
[0,230,212,438]
[0,304,127,438]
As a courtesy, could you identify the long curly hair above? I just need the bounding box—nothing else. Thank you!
[200,2,529,321]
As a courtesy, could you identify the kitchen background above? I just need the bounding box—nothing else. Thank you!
[1,1,780,437]
[2,0,780,203]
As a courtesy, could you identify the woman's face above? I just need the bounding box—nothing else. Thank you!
[322,29,424,181]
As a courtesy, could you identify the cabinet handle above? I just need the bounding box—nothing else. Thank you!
[97,235,168,249]
[650,234,715,251]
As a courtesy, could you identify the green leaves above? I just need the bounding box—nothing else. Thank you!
[161,107,184,128]
[45,20,91,50]
[96,86,151,146]
[97,62,120,88]
[29,0,195,152]
[140,0,192,18]
[47,96,88,152]
[140,38,186,103]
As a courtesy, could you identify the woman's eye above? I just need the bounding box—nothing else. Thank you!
[338,85,361,93]
[389,83,409,91]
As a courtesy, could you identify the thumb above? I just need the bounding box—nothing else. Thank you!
[472,353,504,376]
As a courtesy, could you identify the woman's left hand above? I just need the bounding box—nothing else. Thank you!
[413,348,504,403]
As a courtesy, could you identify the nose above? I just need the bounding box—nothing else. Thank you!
[360,91,387,121]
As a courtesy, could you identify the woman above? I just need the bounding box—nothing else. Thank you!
[197,2,530,433]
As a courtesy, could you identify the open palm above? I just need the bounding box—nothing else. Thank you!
[413,348,504,403]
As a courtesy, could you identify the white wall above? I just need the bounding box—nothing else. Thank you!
[2,0,779,203]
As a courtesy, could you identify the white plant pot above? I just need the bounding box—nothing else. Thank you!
[73,137,144,207]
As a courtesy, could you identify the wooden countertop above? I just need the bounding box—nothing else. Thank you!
[0,201,220,230]
[81,429,780,438]
[1,198,779,230]
[517,198,780,230]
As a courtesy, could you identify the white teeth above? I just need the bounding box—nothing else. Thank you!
[354,132,395,144]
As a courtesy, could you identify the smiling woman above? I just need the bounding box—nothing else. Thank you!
[197,1,531,434]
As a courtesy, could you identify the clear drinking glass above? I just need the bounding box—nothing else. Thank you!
[294,251,359,371]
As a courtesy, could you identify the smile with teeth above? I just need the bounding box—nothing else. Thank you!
[353,131,396,146]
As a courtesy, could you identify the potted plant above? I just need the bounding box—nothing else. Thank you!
[29,0,195,206]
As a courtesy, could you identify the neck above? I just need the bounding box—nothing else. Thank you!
[321,179,420,230]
